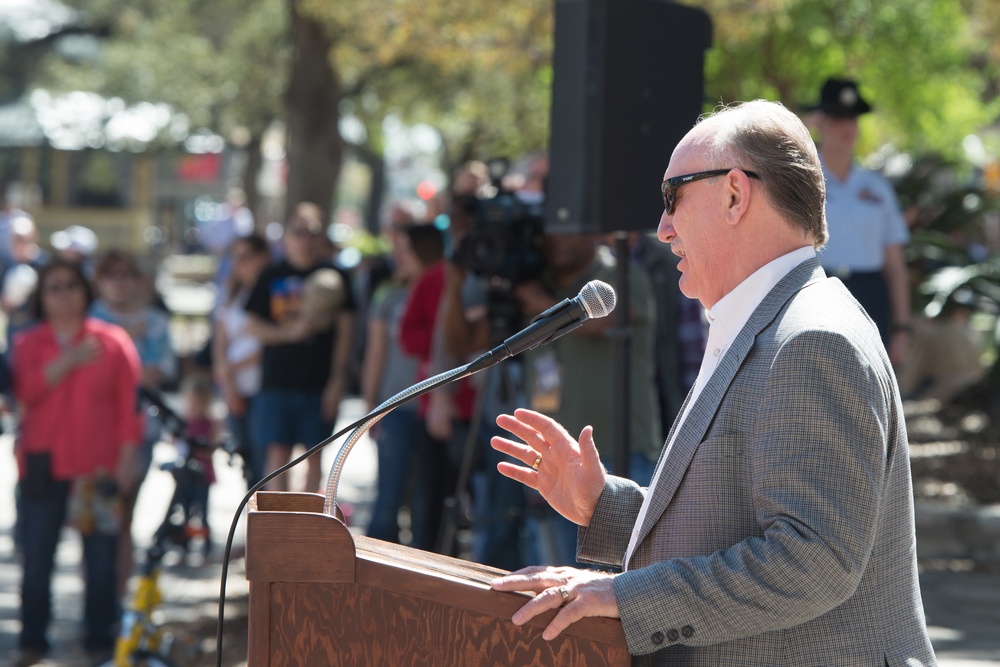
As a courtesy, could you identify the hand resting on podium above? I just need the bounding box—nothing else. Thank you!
[489,408,621,640]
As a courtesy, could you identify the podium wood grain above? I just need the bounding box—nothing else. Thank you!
[246,491,629,666]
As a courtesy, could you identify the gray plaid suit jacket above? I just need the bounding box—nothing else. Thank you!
[578,258,936,666]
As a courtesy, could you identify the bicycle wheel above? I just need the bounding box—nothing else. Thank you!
[95,654,180,667]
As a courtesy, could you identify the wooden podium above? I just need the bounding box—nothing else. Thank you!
[246,491,630,666]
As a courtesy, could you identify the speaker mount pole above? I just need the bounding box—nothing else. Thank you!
[611,231,631,479]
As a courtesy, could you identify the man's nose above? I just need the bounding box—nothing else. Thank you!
[657,209,675,244]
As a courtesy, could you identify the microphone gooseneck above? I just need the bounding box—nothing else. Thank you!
[323,365,468,515]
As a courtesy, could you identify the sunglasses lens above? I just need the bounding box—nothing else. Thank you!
[662,186,673,213]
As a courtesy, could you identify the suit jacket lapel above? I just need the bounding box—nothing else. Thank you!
[633,259,827,549]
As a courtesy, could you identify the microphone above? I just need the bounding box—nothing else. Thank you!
[468,279,616,373]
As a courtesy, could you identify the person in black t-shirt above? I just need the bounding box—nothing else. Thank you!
[245,202,355,492]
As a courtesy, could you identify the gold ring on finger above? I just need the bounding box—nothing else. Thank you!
[559,586,570,604]
[531,455,542,471]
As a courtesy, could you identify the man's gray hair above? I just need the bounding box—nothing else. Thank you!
[700,100,828,248]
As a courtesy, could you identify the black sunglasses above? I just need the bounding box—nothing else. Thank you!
[661,168,760,215]
[44,280,84,294]
[288,226,321,238]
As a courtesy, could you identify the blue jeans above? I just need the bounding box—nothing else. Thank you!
[410,426,456,553]
[227,394,262,487]
[366,409,421,543]
[471,421,528,571]
[20,481,119,653]
[612,452,657,488]
[252,388,333,450]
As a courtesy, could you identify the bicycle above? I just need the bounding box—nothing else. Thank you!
[142,387,241,562]
[96,542,177,667]
[98,388,242,666]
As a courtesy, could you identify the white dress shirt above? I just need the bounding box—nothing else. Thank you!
[623,245,817,569]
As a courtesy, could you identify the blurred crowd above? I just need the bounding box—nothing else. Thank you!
[0,154,710,663]
[1,131,991,664]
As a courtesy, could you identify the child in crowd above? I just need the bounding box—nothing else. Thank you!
[173,375,219,553]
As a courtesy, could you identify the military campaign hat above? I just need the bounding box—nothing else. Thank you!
[805,78,872,117]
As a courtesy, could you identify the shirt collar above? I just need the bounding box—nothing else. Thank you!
[706,245,816,343]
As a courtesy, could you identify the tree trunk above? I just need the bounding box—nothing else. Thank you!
[284,0,343,223]
[243,133,263,228]
[356,144,386,234]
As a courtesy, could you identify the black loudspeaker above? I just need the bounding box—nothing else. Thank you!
[546,0,713,234]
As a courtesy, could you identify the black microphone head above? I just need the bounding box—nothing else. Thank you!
[578,280,616,319]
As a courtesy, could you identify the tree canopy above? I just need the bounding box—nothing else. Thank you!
[39,0,287,137]
[25,0,1000,214]
[701,0,1000,157]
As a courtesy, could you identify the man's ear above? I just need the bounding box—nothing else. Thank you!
[724,169,753,227]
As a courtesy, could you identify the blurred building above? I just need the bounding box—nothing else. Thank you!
[0,92,249,257]
[0,0,245,258]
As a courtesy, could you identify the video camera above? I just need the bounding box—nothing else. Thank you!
[452,159,546,287]
[451,158,547,343]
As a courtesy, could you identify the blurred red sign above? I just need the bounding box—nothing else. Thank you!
[177,153,222,182]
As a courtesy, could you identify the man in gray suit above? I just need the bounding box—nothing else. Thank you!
[490,100,936,666]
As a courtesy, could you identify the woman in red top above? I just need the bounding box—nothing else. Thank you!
[397,224,477,552]
[13,258,143,665]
